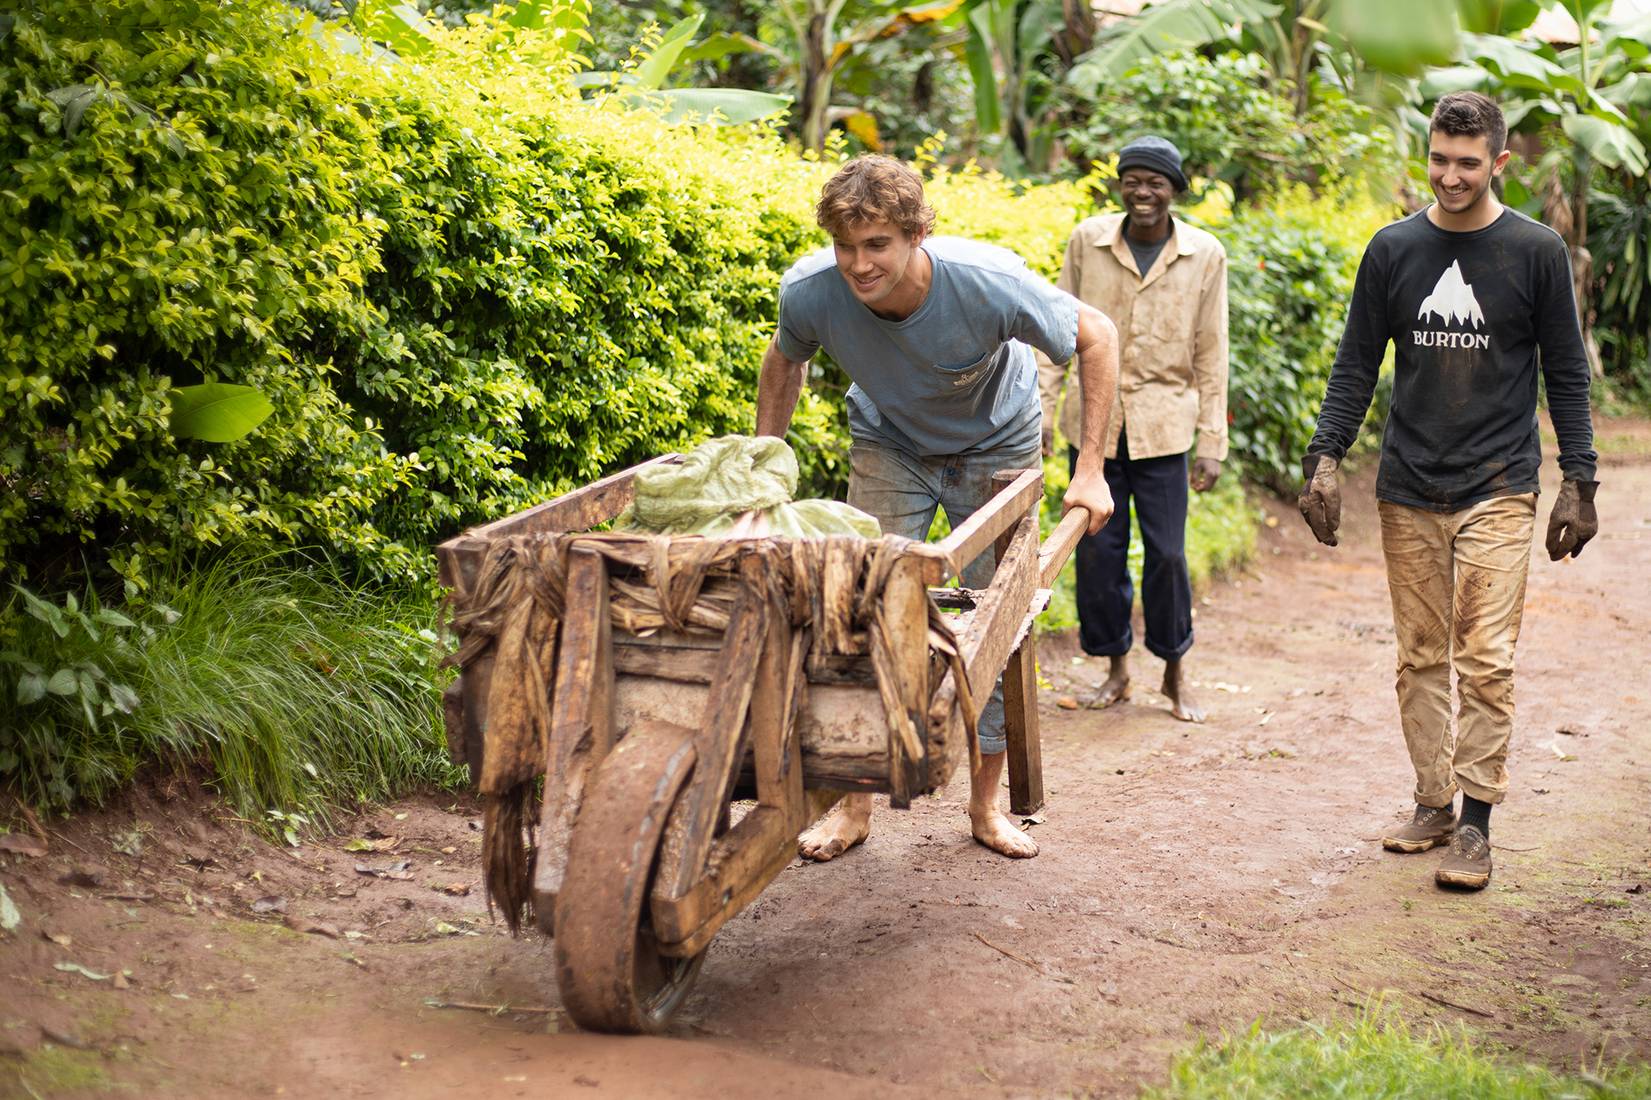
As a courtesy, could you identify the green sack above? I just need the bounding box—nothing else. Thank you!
[623,435,881,539]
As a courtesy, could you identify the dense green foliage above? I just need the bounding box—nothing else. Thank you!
[1062,51,1399,200]
[1218,187,1395,490]
[0,0,829,585]
[1590,170,1651,399]
[1,558,460,820]
[1150,1009,1651,1099]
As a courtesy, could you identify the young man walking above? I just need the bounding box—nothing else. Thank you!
[1299,92,1598,890]
[757,154,1120,859]
[1040,136,1229,723]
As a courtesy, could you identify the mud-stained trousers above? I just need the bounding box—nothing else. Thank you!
[1378,493,1537,808]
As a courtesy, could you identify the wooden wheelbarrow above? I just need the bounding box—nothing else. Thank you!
[436,457,1088,1033]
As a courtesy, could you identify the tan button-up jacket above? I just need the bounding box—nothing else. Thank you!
[1038,213,1229,462]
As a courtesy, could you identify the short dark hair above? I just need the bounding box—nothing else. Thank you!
[1430,91,1506,158]
[816,155,936,240]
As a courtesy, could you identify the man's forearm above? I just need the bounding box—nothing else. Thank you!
[1537,250,1598,481]
[1073,305,1119,465]
[756,340,807,438]
[1309,252,1387,460]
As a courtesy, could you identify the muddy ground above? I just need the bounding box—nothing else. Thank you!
[3,424,1650,1099]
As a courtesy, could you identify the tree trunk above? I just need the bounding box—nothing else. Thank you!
[1551,162,1605,379]
[1574,243,1604,379]
[799,12,832,152]
[1055,0,1095,65]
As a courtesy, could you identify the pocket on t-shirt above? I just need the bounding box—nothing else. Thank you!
[932,349,995,389]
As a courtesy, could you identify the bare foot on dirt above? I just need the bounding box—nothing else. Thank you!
[969,806,1039,858]
[1086,654,1131,708]
[1162,658,1205,723]
[968,750,1039,858]
[798,793,872,861]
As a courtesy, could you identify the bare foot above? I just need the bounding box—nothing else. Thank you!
[1086,654,1131,709]
[797,793,872,861]
[967,750,1039,858]
[969,807,1039,858]
[1162,658,1205,723]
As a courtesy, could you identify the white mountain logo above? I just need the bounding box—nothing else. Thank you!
[1417,260,1484,328]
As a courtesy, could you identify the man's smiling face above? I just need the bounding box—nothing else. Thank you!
[1119,168,1175,234]
[832,219,924,311]
[1428,131,1508,217]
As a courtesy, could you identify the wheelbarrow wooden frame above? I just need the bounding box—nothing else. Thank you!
[436,457,1088,1031]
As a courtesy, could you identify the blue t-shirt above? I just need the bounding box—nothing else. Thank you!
[776,236,1079,456]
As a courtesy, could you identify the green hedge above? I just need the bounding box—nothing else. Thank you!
[0,1,825,584]
[0,2,1105,585]
[2,1,1384,590]
[1219,187,1395,490]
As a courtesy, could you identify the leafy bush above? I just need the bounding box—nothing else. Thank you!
[1061,51,1399,203]
[0,1,1113,585]
[1590,173,1651,404]
[1,561,460,823]
[0,0,830,585]
[1220,187,1396,490]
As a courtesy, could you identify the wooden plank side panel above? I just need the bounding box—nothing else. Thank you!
[933,468,1042,582]
[926,515,1038,786]
[467,455,679,542]
[618,678,892,787]
[532,549,614,934]
[611,637,878,688]
[658,556,770,901]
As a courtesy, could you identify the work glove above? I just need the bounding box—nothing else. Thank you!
[1298,454,1341,546]
[1544,478,1599,560]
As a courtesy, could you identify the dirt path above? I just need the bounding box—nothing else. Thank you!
[4,430,1650,1099]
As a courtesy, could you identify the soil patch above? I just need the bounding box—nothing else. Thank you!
[4,433,1649,1098]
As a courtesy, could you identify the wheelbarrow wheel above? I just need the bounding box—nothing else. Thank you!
[554,719,706,1033]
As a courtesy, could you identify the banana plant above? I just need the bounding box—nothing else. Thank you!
[1425,0,1651,374]
[960,0,1089,169]
[580,12,791,126]
[684,1,964,150]
[1066,0,1284,95]
[1065,0,1464,112]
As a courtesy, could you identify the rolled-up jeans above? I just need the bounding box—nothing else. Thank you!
[846,435,1042,756]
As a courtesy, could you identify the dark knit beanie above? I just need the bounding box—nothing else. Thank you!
[1117,136,1188,192]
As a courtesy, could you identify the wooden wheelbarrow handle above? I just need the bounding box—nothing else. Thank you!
[1038,506,1091,589]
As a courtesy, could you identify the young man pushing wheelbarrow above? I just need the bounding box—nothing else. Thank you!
[757,154,1121,860]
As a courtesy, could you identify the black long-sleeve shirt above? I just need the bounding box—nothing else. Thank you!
[1307,208,1596,511]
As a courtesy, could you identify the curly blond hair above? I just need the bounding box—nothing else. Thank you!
[815,154,936,240]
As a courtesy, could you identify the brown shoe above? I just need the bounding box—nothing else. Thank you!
[1381,804,1456,853]
[1435,825,1492,890]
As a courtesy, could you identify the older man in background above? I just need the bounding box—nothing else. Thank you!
[1041,136,1230,723]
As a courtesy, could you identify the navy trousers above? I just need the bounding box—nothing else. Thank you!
[1070,436,1194,661]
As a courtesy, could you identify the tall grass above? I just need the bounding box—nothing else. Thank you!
[1150,1009,1651,1099]
[2,558,462,830]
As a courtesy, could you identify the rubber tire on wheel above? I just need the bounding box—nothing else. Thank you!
[554,720,706,1033]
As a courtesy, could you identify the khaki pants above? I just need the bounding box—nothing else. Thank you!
[1378,494,1536,807]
